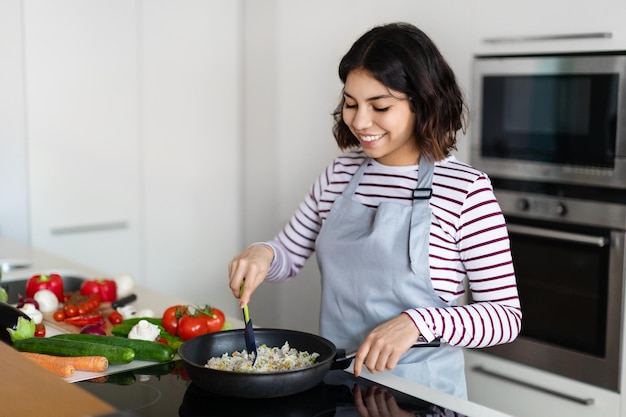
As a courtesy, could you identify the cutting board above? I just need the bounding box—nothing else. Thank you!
[43,299,118,335]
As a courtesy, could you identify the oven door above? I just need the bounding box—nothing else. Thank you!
[482,216,625,391]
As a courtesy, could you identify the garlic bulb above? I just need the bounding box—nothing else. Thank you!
[33,289,59,313]
[128,319,160,342]
[19,303,43,325]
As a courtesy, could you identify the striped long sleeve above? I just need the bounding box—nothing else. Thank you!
[263,150,521,348]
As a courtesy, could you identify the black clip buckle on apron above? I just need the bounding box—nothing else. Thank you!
[413,187,433,200]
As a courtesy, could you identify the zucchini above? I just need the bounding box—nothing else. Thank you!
[52,334,175,362]
[13,337,135,364]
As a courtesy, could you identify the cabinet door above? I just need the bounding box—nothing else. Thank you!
[24,0,140,276]
[464,351,620,417]
[471,0,626,54]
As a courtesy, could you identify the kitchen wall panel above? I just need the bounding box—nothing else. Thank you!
[141,0,243,316]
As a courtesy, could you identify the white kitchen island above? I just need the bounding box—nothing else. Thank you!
[0,237,513,417]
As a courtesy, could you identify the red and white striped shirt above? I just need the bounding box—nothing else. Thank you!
[263,150,521,348]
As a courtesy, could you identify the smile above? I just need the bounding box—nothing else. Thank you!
[360,133,385,142]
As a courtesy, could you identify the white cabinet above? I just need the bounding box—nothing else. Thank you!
[470,0,626,55]
[5,0,244,319]
[465,351,621,417]
[23,0,141,277]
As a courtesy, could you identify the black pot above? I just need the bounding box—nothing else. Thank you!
[177,328,352,398]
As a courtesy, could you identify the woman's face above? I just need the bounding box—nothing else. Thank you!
[342,69,418,166]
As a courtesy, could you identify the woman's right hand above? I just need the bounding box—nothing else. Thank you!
[228,244,274,308]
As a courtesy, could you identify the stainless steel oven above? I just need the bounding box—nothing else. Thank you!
[470,51,626,392]
[481,180,626,391]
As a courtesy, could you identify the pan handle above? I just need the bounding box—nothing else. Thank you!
[332,337,441,370]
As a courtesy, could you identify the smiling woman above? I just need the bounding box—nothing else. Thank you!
[228,22,520,400]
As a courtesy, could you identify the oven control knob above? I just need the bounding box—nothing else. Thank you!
[555,202,567,216]
[516,198,530,211]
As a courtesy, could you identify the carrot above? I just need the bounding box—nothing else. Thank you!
[21,352,75,377]
[63,355,109,372]
[20,352,109,373]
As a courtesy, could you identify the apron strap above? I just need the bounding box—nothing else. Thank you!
[409,155,434,273]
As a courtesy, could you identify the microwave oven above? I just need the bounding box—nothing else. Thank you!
[470,51,626,190]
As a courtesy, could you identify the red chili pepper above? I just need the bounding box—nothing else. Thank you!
[25,274,64,302]
[64,314,104,327]
[80,279,117,302]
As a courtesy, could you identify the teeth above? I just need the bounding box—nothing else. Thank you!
[361,134,384,142]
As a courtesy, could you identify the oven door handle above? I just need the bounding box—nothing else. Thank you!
[507,224,607,247]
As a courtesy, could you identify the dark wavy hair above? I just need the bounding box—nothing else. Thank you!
[332,22,467,161]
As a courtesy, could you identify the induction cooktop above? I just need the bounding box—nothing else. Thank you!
[77,360,466,417]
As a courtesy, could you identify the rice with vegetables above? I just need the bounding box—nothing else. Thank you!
[205,341,320,372]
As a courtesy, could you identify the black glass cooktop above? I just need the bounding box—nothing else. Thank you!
[77,360,466,417]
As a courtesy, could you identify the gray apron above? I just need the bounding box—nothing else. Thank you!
[315,156,467,398]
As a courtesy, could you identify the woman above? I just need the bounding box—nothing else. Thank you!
[229,22,521,398]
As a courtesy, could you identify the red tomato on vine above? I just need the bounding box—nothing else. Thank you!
[162,305,188,336]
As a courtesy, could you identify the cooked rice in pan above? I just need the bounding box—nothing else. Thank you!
[205,341,320,373]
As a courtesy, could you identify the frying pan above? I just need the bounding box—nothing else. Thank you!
[178,328,440,398]
[178,328,351,398]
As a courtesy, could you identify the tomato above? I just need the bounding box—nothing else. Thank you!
[178,314,210,341]
[108,311,123,325]
[64,304,78,318]
[35,323,46,337]
[79,294,101,315]
[162,305,187,336]
[199,306,225,333]
[53,309,66,322]
[162,304,225,341]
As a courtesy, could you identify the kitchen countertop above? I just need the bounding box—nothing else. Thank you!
[0,237,514,417]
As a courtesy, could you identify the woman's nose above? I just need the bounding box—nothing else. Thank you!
[351,106,373,130]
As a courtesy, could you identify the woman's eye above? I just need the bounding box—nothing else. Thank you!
[343,102,389,111]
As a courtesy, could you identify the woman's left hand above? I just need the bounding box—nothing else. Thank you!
[352,313,420,377]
